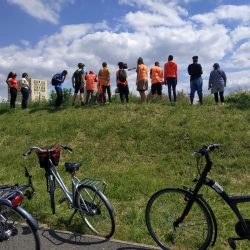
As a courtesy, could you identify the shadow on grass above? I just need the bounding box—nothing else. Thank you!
[28,105,69,114]
[0,108,10,115]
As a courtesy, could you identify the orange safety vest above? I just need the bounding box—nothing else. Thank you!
[150,66,163,84]
[164,61,178,80]
[85,74,97,91]
[116,70,128,85]
[98,67,110,86]
[137,64,148,81]
[97,79,102,92]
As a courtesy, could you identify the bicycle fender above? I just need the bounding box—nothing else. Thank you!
[14,205,39,232]
[181,188,218,247]
[76,184,114,213]
[198,195,218,247]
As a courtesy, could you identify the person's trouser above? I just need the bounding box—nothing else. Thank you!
[21,87,29,109]
[55,87,63,107]
[190,77,203,104]
[102,85,111,103]
[10,87,17,108]
[151,83,162,96]
[167,78,177,102]
[118,84,129,103]
[85,90,96,104]
[214,91,224,103]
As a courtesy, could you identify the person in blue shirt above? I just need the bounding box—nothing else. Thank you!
[52,70,68,108]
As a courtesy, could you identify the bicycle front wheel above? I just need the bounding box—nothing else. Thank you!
[0,200,40,250]
[146,188,213,250]
[75,184,115,238]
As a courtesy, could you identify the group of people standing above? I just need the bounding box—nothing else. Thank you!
[6,71,30,109]
[5,55,227,109]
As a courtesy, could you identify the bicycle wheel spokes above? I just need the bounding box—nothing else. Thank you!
[146,188,212,250]
[0,203,39,250]
[76,185,115,238]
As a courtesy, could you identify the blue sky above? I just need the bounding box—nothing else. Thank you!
[1,0,250,99]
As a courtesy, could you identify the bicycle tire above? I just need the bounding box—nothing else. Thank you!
[145,188,213,250]
[48,175,55,214]
[75,184,115,238]
[0,199,40,250]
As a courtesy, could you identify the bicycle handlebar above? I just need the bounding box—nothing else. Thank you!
[23,144,73,158]
[198,144,221,155]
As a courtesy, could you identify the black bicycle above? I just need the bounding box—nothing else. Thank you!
[146,144,250,250]
[0,167,40,249]
[23,144,115,239]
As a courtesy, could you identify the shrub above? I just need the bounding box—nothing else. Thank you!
[226,91,250,109]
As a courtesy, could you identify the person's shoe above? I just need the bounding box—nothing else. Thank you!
[72,102,75,106]
[221,102,225,106]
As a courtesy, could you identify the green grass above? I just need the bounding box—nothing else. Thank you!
[0,91,250,249]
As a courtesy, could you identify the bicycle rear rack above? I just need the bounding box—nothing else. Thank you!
[81,177,107,194]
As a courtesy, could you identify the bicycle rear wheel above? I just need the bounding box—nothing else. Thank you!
[75,184,115,238]
[47,175,55,214]
[0,199,40,250]
[145,188,213,250]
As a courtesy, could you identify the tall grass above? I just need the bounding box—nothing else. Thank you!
[0,91,249,248]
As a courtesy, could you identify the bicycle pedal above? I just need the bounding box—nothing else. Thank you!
[59,196,68,204]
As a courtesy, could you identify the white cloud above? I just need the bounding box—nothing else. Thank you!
[230,26,250,44]
[7,0,74,24]
[192,5,250,26]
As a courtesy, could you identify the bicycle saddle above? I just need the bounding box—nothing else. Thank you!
[65,162,81,173]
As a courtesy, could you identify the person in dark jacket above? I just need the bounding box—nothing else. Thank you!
[208,63,227,105]
[188,56,203,105]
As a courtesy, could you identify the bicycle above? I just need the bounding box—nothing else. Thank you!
[146,144,250,250]
[0,167,40,250]
[23,144,115,239]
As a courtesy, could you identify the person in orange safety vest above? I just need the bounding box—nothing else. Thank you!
[136,57,148,102]
[85,70,97,104]
[150,61,163,98]
[164,55,178,103]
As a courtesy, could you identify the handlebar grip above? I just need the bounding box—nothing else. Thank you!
[62,145,73,153]
[23,150,32,158]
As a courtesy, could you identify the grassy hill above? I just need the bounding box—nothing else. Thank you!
[0,92,249,249]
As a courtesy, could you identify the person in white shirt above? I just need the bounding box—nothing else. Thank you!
[21,72,30,109]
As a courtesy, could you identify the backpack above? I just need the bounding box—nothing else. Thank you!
[73,69,83,85]
[118,69,127,83]
[51,74,60,86]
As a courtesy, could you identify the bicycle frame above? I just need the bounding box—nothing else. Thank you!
[204,175,250,233]
[47,159,82,208]
[176,146,250,241]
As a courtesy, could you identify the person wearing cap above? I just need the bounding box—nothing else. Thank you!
[164,55,178,103]
[20,72,31,109]
[52,70,68,108]
[116,62,129,103]
[6,71,18,109]
[188,56,203,105]
[208,63,227,105]
[136,57,148,102]
[85,70,98,104]
[98,62,111,104]
[150,61,163,98]
[72,63,86,106]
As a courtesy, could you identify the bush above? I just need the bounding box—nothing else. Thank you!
[226,91,250,109]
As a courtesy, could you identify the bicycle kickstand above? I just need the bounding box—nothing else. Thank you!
[68,209,77,225]
[228,237,250,249]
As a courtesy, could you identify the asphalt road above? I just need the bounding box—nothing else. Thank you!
[39,229,160,250]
